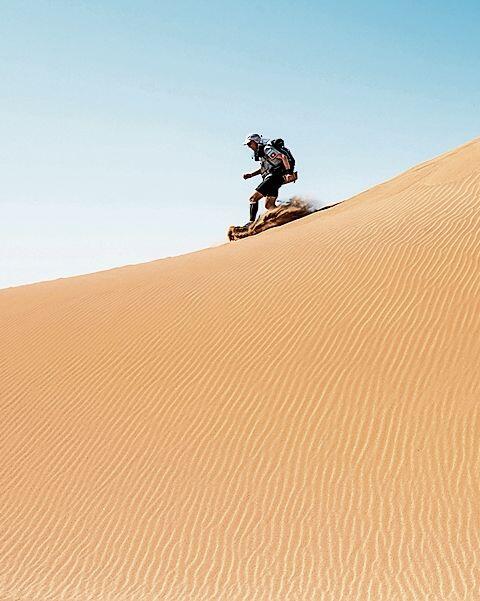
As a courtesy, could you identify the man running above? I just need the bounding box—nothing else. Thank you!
[242,133,292,223]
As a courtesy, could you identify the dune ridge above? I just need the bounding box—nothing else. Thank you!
[1,137,480,600]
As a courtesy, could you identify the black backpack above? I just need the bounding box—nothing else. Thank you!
[270,138,296,173]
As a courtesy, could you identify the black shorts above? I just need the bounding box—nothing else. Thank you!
[255,174,283,198]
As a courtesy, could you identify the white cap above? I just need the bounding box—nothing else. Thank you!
[243,133,262,145]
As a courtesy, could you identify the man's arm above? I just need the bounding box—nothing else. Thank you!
[266,147,291,173]
[243,168,262,180]
[277,152,290,172]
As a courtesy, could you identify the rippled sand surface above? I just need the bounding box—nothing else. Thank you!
[1,138,480,600]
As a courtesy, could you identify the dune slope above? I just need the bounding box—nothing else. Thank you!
[1,138,480,600]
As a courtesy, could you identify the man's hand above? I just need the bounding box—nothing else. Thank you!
[243,169,261,180]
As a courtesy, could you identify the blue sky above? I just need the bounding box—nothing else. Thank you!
[1,0,479,288]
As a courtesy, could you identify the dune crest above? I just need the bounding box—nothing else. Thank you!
[1,137,480,600]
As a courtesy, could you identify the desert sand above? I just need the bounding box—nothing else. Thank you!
[1,137,480,600]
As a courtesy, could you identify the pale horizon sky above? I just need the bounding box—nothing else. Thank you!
[1,1,479,289]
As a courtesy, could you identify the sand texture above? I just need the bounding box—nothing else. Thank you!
[1,138,480,600]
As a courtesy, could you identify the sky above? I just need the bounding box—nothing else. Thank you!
[1,0,479,289]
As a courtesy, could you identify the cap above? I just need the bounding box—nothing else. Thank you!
[243,133,262,145]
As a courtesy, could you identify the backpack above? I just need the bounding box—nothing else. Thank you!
[270,138,296,173]
[270,138,297,183]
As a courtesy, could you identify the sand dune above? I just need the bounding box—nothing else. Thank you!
[1,137,480,600]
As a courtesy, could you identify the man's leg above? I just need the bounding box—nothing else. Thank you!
[265,195,277,210]
[249,191,264,222]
